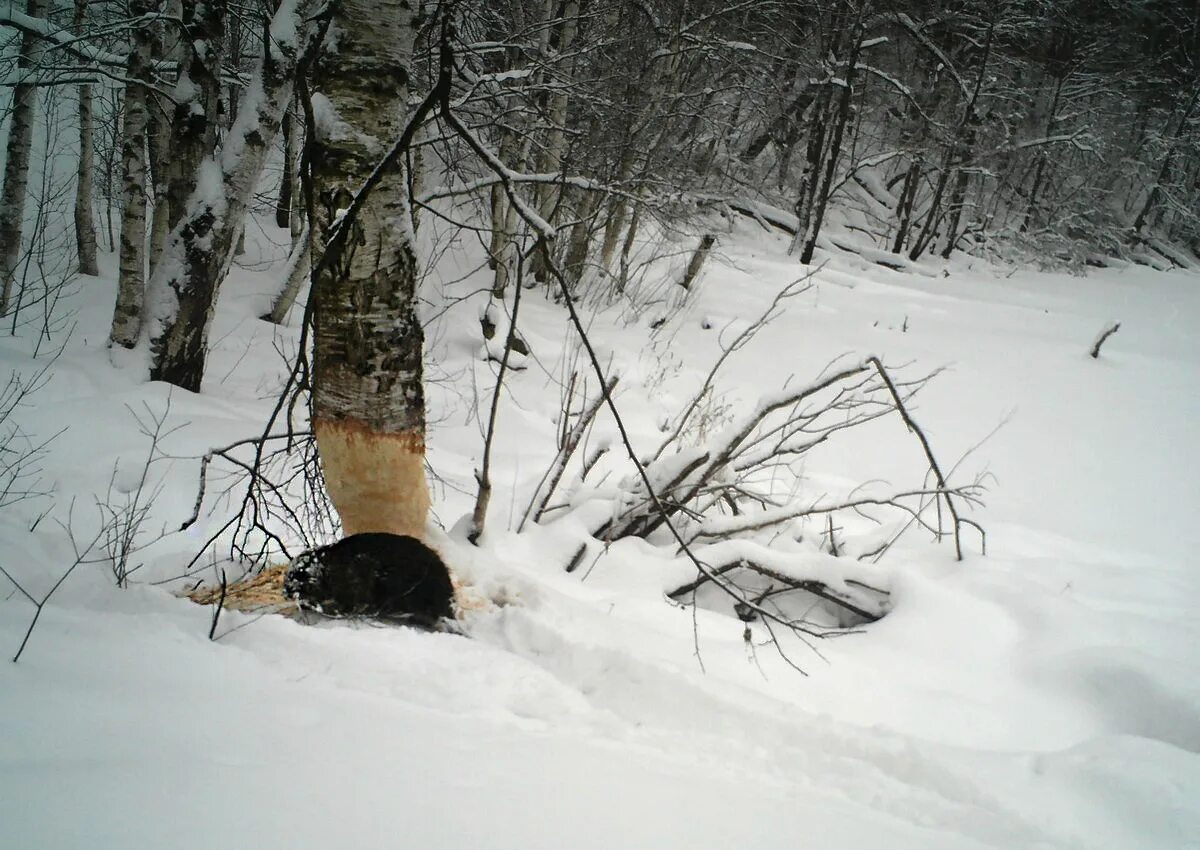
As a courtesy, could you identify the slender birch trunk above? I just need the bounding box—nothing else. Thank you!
[529,0,580,282]
[109,0,155,348]
[264,224,310,324]
[0,0,46,317]
[309,0,430,538]
[277,111,295,229]
[72,0,99,276]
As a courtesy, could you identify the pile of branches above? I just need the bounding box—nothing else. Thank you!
[515,274,985,649]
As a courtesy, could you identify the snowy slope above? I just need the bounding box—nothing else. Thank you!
[1,218,1198,849]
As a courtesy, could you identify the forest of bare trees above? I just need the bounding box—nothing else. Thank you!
[2,0,1196,347]
[0,0,1196,628]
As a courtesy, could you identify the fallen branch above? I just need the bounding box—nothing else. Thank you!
[868,356,976,560]
[667,558,888,622]
[1090,321,1120,359]
[518,374,618,532]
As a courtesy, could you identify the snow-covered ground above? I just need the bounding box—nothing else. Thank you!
[1,216,1198,849]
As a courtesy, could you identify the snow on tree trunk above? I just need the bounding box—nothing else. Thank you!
[166,1,224,234]
[109,0,155,348]
[146,0,311,390]
[0,0,45,317]
[309,0,430,539]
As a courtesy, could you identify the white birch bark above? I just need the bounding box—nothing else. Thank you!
[309,0,431,538]
[0,0,46,317]
[73,0,98,276]
[109,0,155,348]
[147,0,314,389]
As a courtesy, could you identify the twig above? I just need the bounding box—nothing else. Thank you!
[469,246,529,544]
[518,374,618,532]
[207,568,227,640]
[868,356,971,560]
[1,504,107,662]
[1090,321,1120,359]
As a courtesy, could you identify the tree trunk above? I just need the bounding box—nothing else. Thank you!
[562,189,599,289]
[680,234,715,290]
[909,148,952,261]
[72,0,99,276]
[309,0,430,539]
[598,135,638,273]
[148,0,309,389]
[110,0,155,348]
[529,0,581,282]
[146,100,173,277]
[892,159,921,254]
[488,120,523,296]
[798,4,869,264]
[277,110,295,229]
[147,1,183,277]
[264,224,310,324]
[1134,88,1200,235]
[0,0,45,317]
[167,1,225,232]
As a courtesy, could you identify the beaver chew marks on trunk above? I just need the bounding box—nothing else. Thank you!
[284,533,455,626]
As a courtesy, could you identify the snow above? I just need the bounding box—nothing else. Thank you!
[1,206,1199,849]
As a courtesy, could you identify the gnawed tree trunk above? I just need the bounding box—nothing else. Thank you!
[309,0,430,539]
[0,0,45,317]
[73,0,99,276]
[110,0,155,348]
[147,0,310,389]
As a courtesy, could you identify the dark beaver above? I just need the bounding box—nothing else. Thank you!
[284,533,455,626]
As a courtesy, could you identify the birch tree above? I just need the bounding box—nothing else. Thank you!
[109,0,156,348]
[0,0,46,317]
[308,0,431,538]
[72,0,99,276]
[146,0,312,389]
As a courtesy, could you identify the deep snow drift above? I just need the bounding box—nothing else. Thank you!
[1,216,1198,849]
